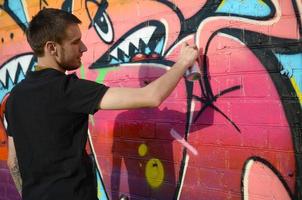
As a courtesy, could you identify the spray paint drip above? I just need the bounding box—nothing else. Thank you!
[170,129,198,156]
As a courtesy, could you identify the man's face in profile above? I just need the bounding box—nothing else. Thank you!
[56,24,87,71]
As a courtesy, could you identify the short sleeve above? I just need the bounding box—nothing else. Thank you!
[62,74,109,114]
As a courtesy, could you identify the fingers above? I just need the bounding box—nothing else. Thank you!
[180,43,199,62]
[178,43,200,68]
[181,42,199,58]
[182,42,188,48]
[182,42,198,50]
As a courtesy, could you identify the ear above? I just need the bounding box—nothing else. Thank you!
[45,41,57,56]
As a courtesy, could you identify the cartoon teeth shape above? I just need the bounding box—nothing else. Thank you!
[0,53,35,100]
[90,21,166,68]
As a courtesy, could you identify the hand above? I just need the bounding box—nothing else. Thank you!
[177,42,199,69]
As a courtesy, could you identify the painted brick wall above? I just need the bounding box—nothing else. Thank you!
[0,0,302,200]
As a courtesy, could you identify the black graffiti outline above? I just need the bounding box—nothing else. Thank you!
[83,0,302,199]
[89,20,168,68]
[85,0,114,45]
[0,0,29,31]
[192,85,241,132]
[166,0,302,199]
[221,28,302,200]
[292,0,302,36]
[39,0,49,10]
[61,0,73,13]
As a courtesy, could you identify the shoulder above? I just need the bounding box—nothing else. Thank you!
[7,79,26,97]
[65,73,106,87]
[5,75,33,108]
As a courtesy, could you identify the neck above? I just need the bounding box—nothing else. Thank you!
[37,57,65,73]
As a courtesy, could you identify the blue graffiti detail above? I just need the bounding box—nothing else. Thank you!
[154,37,164,55]
[109,57,120,65]
[96,170,108,200]
[275,53,302,97]
[3,0,29,30]
[123,54,131,63]
[145,47,151,55]
[0,76,14,102]
[216,0,271,17]
[16,66,26,83]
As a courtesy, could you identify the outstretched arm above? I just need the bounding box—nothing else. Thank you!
[7,136,22,196]
[99,43,199,110]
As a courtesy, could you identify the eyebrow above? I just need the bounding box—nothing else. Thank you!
[71,37,81,43]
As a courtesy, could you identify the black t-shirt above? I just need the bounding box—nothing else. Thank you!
[5,68,108,200]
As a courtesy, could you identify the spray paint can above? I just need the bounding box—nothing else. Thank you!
[185,48,203,81]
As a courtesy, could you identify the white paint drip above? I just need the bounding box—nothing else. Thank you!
[176,154,190,200]
[87,129,104,180]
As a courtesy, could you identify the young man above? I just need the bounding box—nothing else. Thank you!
[6,8,198,200]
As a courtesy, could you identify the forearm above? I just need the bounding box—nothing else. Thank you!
[8,157,22,196]
[99,43,198,110]
[144,60,189,105]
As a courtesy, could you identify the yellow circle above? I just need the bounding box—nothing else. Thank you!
[138,144,148,157]
[145,158,164,188]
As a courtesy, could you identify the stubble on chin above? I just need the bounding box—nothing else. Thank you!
[63,64,81,71]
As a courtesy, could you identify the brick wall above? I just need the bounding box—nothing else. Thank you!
[0,0,302,200]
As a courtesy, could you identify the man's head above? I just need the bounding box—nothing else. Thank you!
[27,8,87,71]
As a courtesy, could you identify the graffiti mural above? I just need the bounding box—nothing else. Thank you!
[0,0,302,200]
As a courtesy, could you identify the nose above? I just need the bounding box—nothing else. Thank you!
[80,41,88,53]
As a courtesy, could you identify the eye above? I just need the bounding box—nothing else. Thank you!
[85,0,114,44]
[93,11,114,44]
[72,40,80,44]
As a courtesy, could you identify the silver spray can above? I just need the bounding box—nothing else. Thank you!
[185,48,203,81]
[185,61,201,81]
